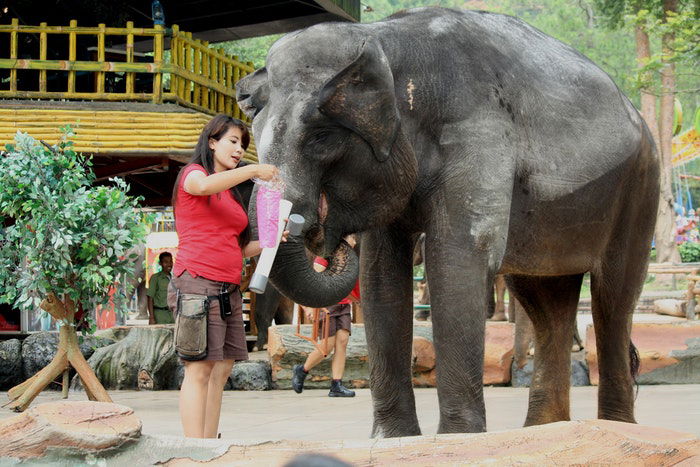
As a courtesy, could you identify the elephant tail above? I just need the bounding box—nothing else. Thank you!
[630,340,640,397]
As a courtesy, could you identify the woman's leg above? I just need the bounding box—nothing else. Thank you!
[304,335,336,371]
[331,329,350,380]
[203,359,235,438]
[180,360,215,438]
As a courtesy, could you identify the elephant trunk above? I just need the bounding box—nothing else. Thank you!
[269,235,358,308]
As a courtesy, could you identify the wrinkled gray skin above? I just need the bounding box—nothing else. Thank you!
[237,8,659,437]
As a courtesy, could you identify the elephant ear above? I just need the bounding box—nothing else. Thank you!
[235,67,269,120]
[318,39,399,162]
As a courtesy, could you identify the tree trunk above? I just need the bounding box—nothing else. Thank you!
[654,0,681,265]
[635,25,660,143]
[5,293,112,412]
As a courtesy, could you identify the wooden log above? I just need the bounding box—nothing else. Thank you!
[79,326,178,390]
[653,299,687,318]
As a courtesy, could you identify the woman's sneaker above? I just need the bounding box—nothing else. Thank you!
[329,380,355,397]
[292,364,307,393]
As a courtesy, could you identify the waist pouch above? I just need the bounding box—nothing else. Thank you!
[173,286,239,361]
[174,293,210,361]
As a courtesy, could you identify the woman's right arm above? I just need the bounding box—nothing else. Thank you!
[184,164,278,196]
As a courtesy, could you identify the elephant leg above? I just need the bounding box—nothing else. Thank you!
[590,256,644,423]
[506,274,583,426]
[254,287,281,350]
[426,245,492,434]
[363,227,420,438]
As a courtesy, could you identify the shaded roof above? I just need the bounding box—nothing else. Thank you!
[2,0,360,42]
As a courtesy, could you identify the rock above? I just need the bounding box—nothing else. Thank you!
[0,401,141,460]
[270,322,514,388]
[228,360,272,391]
[22,332,114,390]
[412,368,436,387]
[411,336,435,372]
[268,324,369,389]
[94,326,133,342]
[76,325,177,390]
[0,339,23,390]
[483,322,514,384]
[164,420,700,466]
[586,322,700,385]
[511,352,590,388]
[654,299,687,318]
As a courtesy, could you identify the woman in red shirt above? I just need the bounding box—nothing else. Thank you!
[168,114,280,438]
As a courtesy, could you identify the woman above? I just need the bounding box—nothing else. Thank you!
[168,114,281,438]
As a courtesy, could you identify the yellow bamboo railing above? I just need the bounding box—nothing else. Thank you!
[0,19,255,118]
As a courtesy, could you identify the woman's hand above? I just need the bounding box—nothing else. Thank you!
[255,164,279,181]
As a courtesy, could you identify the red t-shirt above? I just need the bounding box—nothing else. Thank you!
[174,164,248,283]
[314,257,360,305]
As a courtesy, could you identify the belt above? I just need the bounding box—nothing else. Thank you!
[154,306,170,310]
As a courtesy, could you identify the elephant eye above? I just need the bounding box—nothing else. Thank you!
[310,131,331,145]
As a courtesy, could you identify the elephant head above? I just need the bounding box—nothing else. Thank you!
[237,26,417,307]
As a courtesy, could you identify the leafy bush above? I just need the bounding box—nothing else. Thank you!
[0,128,149,331]
[678,242,700,263]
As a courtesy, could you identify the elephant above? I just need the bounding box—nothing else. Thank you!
[236,7,658,437]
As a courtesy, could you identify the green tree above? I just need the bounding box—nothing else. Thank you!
[0,128,149,411]
[594,0,699,264]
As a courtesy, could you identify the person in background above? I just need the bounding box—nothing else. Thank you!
[292,235,359,398]
[147,251,174,325]
[167,114,286,438]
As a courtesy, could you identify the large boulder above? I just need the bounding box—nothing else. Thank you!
[586,322,700,385]
[0,401,141,460]
[268,322,515,388]
[227,360,272,391]
[22,332,114,389]
[164,420,699,466]
[268,324,370,389]
[0,339,23,389]
[512,351,590,388]
[75,325,178,390]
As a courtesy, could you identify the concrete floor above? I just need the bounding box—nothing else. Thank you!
[2,385,698,441]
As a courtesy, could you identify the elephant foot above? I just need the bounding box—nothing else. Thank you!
[371,420,421,438]
[437,415,486,434]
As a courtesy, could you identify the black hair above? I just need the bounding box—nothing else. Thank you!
[158,251,172,263]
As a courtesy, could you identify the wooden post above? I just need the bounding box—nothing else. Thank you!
[10,18,18,92]
[217,48,225,112]
[201,41,210,111]
[232,58,241,119]
[192,34,200,107]
[67,20,77,93]
[182,31,191,103]
[225,62,233,115]
[125,21,134,95]
[152,24,163,103]
[96,23,105,94]
[39,22,47,92]
[170,24,179,100]
[61,369,69,399]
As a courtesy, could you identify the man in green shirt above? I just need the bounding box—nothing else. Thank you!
[147,252,174,324]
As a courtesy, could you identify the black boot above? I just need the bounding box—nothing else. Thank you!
[292,364,308,394]
[328,380,355,397]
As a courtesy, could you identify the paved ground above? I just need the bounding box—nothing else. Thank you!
[2,385,698,441]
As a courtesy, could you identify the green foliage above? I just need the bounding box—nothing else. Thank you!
[678,241,700,262]
[0,128,149,328]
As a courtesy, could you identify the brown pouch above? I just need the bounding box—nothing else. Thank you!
[174,293,209,360]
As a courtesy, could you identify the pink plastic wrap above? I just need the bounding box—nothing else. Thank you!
[256,184,283,248]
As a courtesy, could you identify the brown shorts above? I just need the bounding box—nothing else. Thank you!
[168,270,249,362]
[318,303,352,338]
